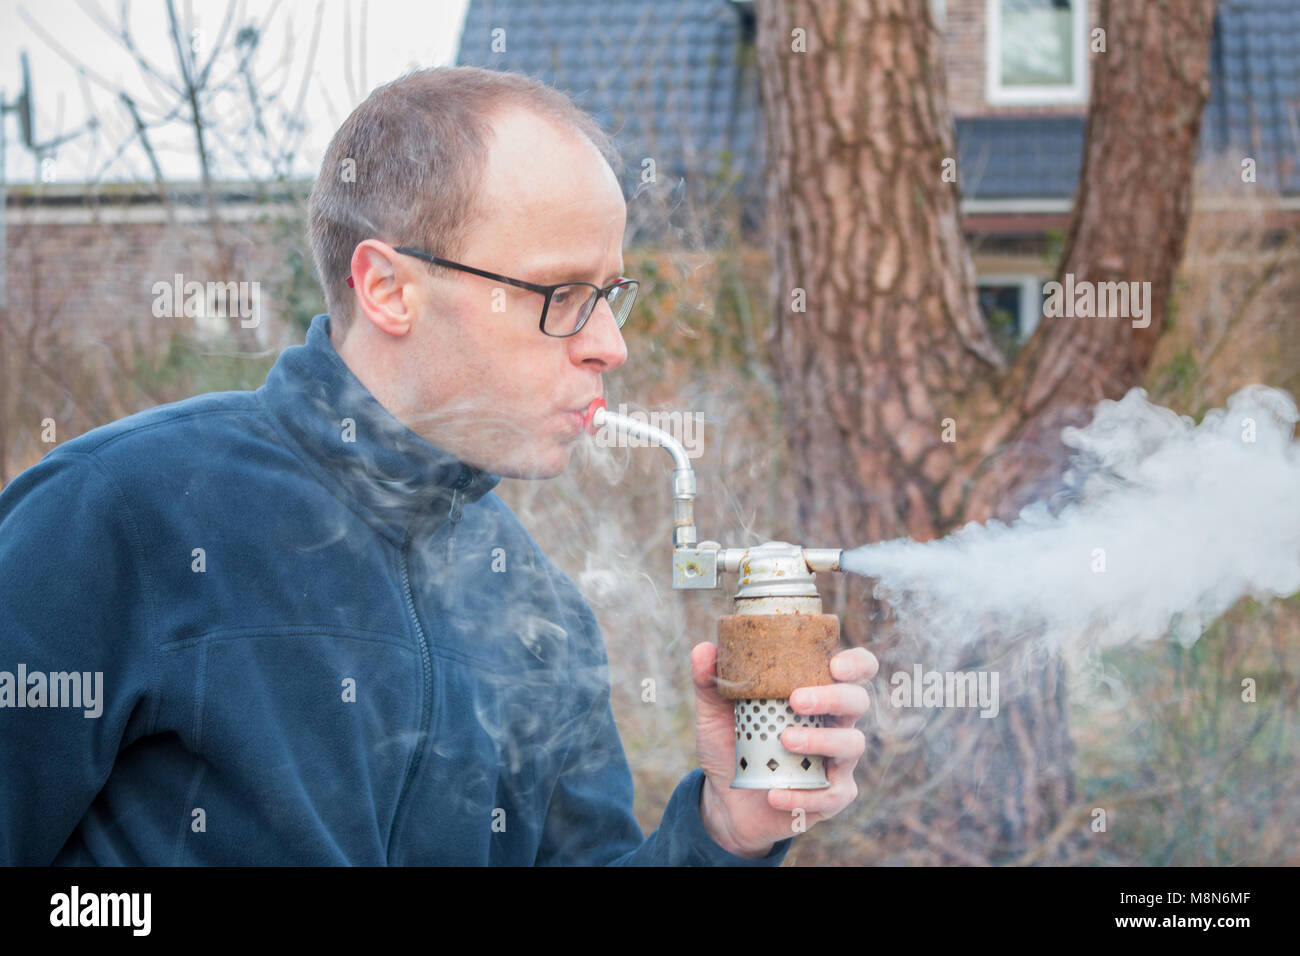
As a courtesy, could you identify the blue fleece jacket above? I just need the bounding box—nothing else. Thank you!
[0,313,792,866]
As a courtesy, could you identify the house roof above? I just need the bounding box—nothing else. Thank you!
[456,0,1299,216]
[1203,0,1300,195]
[456,0,763,236]
[954,117,1086,201]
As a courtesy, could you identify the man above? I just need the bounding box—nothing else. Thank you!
[0,66,875,865]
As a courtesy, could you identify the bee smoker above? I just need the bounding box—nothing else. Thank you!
[585,399,844,789]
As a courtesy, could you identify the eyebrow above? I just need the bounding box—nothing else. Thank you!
[532,260,625,285]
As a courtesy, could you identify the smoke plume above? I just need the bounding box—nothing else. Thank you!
[842,386,1300,659]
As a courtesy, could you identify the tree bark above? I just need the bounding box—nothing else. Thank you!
[755,0,1216,862]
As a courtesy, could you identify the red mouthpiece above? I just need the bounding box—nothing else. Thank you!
[583,398,607,435]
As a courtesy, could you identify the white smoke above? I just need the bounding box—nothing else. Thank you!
[842,386,1300,658]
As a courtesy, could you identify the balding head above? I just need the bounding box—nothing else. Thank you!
[308,66,620,343]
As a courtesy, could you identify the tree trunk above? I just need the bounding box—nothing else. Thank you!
[977,0,1219,518]
[755,0,1216,863]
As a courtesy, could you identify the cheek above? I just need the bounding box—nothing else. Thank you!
[442,295,571,408]
[462,336,561,410]
[510,351,568,409]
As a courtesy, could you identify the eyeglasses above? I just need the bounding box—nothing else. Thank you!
[390,246,639,338]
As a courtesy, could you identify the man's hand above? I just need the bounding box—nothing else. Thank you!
[691,642,878,858]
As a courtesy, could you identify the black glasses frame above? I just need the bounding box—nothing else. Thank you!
[392,246,638,338]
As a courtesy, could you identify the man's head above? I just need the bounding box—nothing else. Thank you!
[308,67,630,479]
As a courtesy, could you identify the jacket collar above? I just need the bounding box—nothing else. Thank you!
[259,313,501,546]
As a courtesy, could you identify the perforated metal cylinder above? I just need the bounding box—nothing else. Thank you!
[732,698,828,789]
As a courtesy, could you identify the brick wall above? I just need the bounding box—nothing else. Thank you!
[5,204,305,349]
[1,196,316,480]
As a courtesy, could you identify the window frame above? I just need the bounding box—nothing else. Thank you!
[985,0,1089,107]
[976,273,1045,343]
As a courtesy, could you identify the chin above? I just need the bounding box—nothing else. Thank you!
[496,443,573,480]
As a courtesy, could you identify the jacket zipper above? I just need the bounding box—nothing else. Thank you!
[389,467,474,859]
[445,490,463,562]
[445,468,471,563]
[390,521,433,862]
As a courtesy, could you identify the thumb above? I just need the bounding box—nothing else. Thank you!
[690,642,735,722]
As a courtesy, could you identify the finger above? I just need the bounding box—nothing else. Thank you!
[779,726,866,762]
[689,641,718,690]
[789,682,870,718]
[767,802,829,830]
[766,777,857,816]
[830,646,879,683]
[822,749,864,796]
[828,710,867,730]
[689,642,735,720]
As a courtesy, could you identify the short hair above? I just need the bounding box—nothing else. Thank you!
[308,66,621,339]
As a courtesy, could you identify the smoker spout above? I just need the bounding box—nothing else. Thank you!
[802,549,842,573]
[587,399,698,548]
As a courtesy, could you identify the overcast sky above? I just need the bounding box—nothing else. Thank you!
[0,0,471,184]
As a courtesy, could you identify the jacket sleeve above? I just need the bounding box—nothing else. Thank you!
[0,451,156,864]
[533,612,793,866]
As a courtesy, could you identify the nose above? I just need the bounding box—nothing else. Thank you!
[569,294,628,371]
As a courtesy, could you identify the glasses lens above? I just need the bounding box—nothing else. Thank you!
[608,280,638,328]
[544,283,599,336]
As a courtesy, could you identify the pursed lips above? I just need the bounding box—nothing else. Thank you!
[562,397,602,434]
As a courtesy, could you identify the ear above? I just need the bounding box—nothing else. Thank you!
[349,240,416,337]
